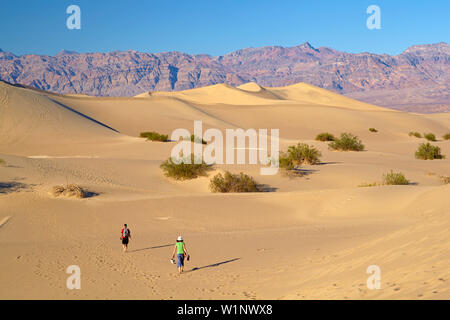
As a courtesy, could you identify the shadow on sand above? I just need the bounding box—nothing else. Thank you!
[257,184,278,192]
[83,190,101,198]
[128,244,173,253]
[186,258,241,273]
[0,180,31,194]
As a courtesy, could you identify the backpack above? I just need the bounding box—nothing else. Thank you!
[123,228,129,238]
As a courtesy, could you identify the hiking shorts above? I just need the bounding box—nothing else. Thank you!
[177,254,185,267]
[122,237,129,245]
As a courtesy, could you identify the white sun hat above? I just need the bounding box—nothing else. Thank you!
[177,236,183,241]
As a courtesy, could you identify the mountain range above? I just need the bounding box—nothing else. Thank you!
[0,42,449,113]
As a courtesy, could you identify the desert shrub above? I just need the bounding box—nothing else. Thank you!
[140,131,169,142]
[423,133,437,141]
[415,143,445,160]
[185,134,207,144]
[443,133,450,140]
[315,132,335,142]
[209,171,261,193]
[51,184,87,198]
[382,170,409,185]
[408,131,422,138]
[329,133,364,151]
[281,143,322,167]
[278,152,295,171]
[0,159,5,166]
[369,128,378,133]
[160,154,210,180]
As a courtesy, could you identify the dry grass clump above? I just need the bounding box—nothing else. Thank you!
[51,184,87,198]
[209,171,261,193]
[140,131,169,142]
[440,176,450,184]
[358,182,378,187]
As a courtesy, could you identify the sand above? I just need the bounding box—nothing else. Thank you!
[0,81,449,299]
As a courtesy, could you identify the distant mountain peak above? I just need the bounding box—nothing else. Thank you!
[56,49,78,56]
[298,41,316,50]
[403,42,449,53]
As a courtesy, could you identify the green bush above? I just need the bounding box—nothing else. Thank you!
[280,143,322,168]
[209,171,261,193]
[423,133,437,141]
[408,131,422,138]
[0,159,5,166]
[415,143,445,160]
[382,170,409,185]
[160,154,210,180]
[369,128,378,133]
[185,134,207,144]
[443,133,450,140]
[329,133,364,151]
[315,132,335,142]
[140,131,169,142]
[278,152,295,171]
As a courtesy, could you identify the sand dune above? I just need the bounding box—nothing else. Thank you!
[0,80,449,299]
[146,83,286,106]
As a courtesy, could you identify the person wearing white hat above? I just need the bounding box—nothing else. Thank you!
[171,236,188,274]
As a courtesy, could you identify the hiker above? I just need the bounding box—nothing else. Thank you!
[120,224,131,252]
[171,236,188,274]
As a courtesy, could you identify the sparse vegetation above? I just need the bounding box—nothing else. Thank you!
[51,184,88,198]
[359,171,410,187]
[209,171,261,193]
[408,131,422,138]
[329,133,364,151]
[423,133,437,142]
[358,182,378,187]
[315,132,335,142]
[415,143,445,160]
[160,154,210,180]
[185,134,207,144]
[278,153,295,171]
[443,133,450,140]
[440,176,450,184]
[279,143,322,169]
[140,131,169,142]
[382,170,409,185]
[369,128,378,133]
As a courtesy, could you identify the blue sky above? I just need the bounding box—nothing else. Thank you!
[0,0,448,56]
